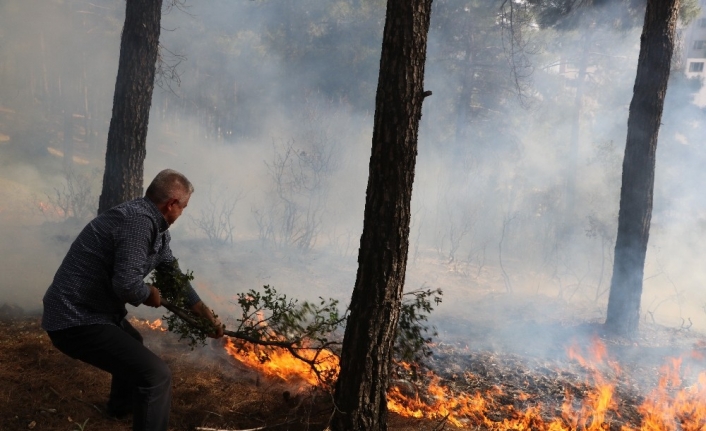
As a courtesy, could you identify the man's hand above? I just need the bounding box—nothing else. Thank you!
[190,301,224,338]
[143,285,161,308]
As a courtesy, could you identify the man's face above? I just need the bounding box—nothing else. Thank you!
[164,193,190,226]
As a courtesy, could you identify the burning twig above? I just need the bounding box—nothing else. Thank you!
[432,412,451,430]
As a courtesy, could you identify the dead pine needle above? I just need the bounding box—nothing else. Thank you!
[48,386,63,399]
[195,427,266,431]
[71,396,103,414]
[432,412,451,431]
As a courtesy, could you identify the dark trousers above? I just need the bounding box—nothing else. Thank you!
[47,319,172,431]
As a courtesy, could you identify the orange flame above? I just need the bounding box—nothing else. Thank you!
[220,335,706,430]
[387,373,502,428]
[146,319,167,332]
[130,317,167,332]
[623,358,706,431]
[224,338,339,387]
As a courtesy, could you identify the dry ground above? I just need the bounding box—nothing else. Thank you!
[3,302,706,431]
[0,312,430,431]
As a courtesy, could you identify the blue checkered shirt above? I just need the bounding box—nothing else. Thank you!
[42,197,201,331]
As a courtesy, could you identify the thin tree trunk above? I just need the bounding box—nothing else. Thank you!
[330,1,433,430]
[605,0,679,337]
[63,113,73,171]
[565,33,590,224]
[98,0,162,214]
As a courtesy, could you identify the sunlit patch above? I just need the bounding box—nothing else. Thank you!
[47,147,64,158]
[45,147,89,164]
[36,200,66,219]
[72,155,90,165]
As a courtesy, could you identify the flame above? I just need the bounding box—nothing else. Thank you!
[222,307,338,387]
[219,335,706,430]
[623,358,706,431]
[561,339,618,431]
[388,373,502,428]
[224,338,339,387]
[389,341,621,430]
[129,317,167,332]
[146,319,167,332]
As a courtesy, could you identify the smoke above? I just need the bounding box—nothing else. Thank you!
[1,0,706,359]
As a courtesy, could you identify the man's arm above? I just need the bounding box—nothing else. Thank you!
[143,285,161,308]
[111,215,155,306]
[156,243,201,308]
[190,300,224,338]
[155,236,222,337]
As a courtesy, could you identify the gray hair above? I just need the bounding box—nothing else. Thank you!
[145,169,194,204]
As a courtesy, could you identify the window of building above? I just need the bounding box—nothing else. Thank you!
[699,18,706,27]
[689,62,705,72]
[695,40,706,50]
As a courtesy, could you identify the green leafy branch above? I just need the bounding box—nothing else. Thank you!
[151,261,217,348]
[395,286,443,362]
[227,285,346,386]
[153,262,345,384]
[153,262,443,385]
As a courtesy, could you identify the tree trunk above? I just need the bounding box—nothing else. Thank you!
[330,1,433,430]
[605,0,679,337]
[564,33,590,225]
[98,0,162,214]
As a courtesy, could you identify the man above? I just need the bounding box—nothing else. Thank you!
[42,169,223,431]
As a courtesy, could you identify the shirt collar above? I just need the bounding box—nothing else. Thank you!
[142,197,169,233]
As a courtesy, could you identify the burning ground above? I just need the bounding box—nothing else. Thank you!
[3,302,706,431]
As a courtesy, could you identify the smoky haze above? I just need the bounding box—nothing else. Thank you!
[1,0,705,358]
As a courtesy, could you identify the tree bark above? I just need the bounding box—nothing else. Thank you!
[330,1,433,430]
[605,0,679,337]
[98,0,162,214]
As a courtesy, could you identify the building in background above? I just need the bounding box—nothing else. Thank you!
[681,3,706,104]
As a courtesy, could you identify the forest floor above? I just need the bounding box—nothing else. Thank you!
[3,300,706,431]
[0,309,433,431]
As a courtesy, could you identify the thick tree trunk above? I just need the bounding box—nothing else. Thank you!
[330,1,433,430]
[605,0,679,337]
[98,0,162,214]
